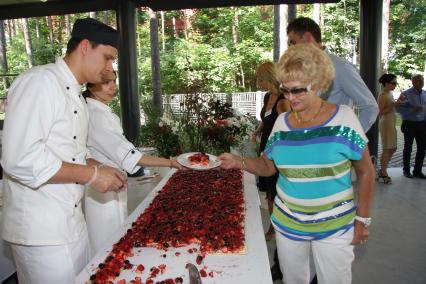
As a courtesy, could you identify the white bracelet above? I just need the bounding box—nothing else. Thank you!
[85,166,98,186]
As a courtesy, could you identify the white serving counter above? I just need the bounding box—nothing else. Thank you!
[75,169,272,284]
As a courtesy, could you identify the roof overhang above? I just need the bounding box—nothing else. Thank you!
[0,0,340,20]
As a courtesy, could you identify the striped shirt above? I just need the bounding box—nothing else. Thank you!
[265,105,368,241]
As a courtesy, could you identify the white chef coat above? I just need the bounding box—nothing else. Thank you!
[1,58,89,245]
[85,97,142,252]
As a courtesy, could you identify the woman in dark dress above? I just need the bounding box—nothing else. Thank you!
[252,61,290,240]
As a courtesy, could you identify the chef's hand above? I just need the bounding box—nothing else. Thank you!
[218,153,241,170]
[92,166,128,193]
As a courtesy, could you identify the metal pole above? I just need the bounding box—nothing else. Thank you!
[359,0,382,158]
[116,0,140,143]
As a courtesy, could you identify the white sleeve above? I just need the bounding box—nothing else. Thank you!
[87,109,142,174]
[1,71,62,188]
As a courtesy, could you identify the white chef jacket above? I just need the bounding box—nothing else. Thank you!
[1,58,89,245]
[85,97,142,252]
[86,97,142,174]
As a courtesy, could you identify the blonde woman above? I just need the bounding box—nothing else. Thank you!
[220,43,375,284]
[252,61,290,241]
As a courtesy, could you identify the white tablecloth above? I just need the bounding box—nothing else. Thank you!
[75,170,271,284]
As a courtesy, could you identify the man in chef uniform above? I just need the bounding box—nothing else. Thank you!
[1,18,127,283]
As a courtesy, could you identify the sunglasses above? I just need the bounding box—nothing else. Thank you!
[279,83,311,98]
[389,81,397,85]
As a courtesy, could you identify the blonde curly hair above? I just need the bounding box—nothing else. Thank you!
[275,43,334,93]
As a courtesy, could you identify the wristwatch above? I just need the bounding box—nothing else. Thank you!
[354,216,372,227]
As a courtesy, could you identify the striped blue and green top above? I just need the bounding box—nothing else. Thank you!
[264,105,368,241]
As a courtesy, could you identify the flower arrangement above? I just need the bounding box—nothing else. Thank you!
[138,94,256,157]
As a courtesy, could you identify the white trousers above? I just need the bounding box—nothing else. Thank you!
[9,228,91,284]
[84,188,127,253]
[276,227,354,284]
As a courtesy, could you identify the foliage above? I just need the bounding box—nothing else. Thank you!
[388,0,426,78]
[1,3,425,105]
[152,93,255,156]
[137,99,181,158]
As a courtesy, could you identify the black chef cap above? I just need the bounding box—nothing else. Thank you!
[71,18,118,48]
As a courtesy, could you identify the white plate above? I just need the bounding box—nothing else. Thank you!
[176,152,221,170]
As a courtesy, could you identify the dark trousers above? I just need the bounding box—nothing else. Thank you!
[401,120,426,174]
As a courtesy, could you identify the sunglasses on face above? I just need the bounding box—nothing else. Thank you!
[389,81,397,85]
[279,83,311,98]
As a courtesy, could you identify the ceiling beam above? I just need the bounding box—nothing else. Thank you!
[0,0,339,20]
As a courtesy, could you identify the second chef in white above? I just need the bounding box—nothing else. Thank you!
[84,71,182,253]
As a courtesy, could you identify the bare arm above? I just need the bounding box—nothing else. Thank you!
[49,161,128,193]
[219,153,277,177]
[378,93,394,115]
[351,147,375,244]
[138,155,182,169]
[252,121,264,142]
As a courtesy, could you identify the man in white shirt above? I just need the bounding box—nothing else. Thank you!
[1,18,127,283]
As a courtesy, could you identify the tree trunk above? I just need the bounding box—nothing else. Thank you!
[313,3,321,24]
[382,0,390,71]
[0,20,9,90]
[136,8,142,57]
[103,11,109,24]
[160,11,165,51]
[149,9,162,111]
[183,9,193,40]
[56,16,63,45]
[12,19,17,36]
[65,14,71,39]
[232,7,239,45]
[47,16,54,45]
[274,5,289,62]
[273,5,280,62]
[288,5,297,22]
[35,18,40,40]
[22,18,35,68]
[89,12,97,19]
[172,17,178,38]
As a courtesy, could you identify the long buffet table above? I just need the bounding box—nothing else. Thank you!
[75,169,272,284]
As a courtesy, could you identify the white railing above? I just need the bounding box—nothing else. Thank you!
[162,91,265,120]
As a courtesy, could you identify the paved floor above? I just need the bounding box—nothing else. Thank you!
[263,167,426,284]
[377,127,424,169]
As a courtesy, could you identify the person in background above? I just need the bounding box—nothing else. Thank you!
[252,61,290,241]
[1,18,127,283]
[286,17,378,133]
[219,43,375,284]
[377,74,399,184]
[395,74,426,179]
[83,70,182,253]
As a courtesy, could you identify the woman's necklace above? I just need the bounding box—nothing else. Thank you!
[293,100,325,124]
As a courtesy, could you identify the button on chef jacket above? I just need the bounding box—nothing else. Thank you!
[1,58,89,246]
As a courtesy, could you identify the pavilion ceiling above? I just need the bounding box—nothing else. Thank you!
[0,0,339,20]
